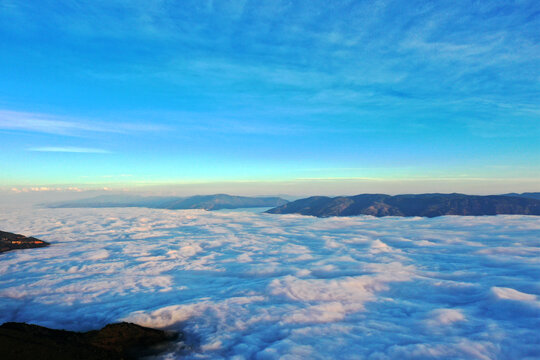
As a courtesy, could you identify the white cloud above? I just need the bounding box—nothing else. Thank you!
[491,287,538,302]
[0,109,168,137]
[28,147,111,154]
[425,308,466,327]
[0,208,539,359]
[0,110,107,136]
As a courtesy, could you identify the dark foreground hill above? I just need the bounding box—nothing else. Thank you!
[266,193,540,218]
[47,194,288,211]
[0,322,179,360]
[0,231,50,253]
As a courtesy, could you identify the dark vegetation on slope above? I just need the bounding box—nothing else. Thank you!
[46,194,288,210]
[0,230,50,254]
[0,322,180,360]
[266,193,540,218]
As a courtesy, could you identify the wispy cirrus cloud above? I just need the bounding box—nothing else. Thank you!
[28,146,111,154]
[0,110,106,136]
[0,110,168,137]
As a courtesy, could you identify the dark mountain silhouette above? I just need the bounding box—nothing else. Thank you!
[0,322,179,360]
[0,231,50,254]
[47,194,288,211]
[266,193,540,218]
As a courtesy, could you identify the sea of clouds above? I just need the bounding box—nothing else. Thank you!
[0,207,539,359]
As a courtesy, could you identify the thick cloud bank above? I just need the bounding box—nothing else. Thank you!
[0,207,539,359]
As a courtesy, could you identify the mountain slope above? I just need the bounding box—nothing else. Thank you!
[266,193,540,218]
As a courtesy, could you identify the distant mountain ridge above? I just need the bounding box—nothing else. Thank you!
[47,194,288,211]
[502,192,540,200]
[266,193,540,218]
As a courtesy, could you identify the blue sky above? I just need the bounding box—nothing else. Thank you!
[0,0,539,194]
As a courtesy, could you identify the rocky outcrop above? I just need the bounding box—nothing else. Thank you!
[266,193,540,218]
[0,322,179,360]
[0,231,50,253]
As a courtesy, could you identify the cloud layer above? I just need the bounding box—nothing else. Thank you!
[0,208,539,359]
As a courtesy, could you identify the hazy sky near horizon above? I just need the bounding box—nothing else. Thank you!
[1,0,539,193]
